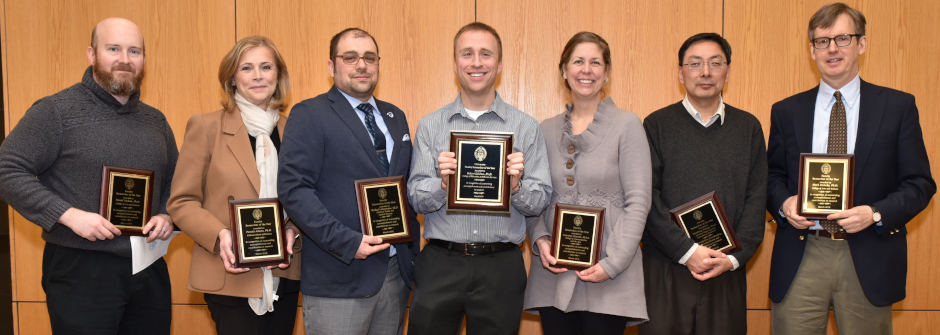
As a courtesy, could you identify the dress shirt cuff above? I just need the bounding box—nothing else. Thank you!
[728,255,740,271]
[510,179,547,216]
[430,186,447,206]
[678,243,699,265]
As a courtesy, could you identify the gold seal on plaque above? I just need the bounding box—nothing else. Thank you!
[252,208,262,220]
[125,178,135,190]
[693,210,703,221]
[574,215,583,227]
[378,188,388,200]
[822,163,832,175]
[474,146,487,161]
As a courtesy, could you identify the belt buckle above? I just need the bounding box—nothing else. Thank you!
[464,243,484,256]
[831,231,845,241]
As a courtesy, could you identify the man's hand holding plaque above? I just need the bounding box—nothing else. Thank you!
[797,153,855,220]
[444,131,514,213]
[550,204,605,271]
[99,165,154,236]
[355,176,414,245]
[669,192,741,254]
[228,198,288,268]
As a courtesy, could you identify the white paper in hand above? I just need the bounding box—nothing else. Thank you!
[131,231,180,275]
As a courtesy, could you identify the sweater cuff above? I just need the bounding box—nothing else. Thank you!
[42,200,73,231]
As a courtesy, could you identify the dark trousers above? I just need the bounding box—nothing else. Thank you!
[204,278,300,335]
[639,254,747,335]
[538,307,628,335]
[41,243,172,335]
[407,243,527,335]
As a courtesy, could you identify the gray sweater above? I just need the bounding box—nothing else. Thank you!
[0,67,178,257]
[642,101,767,266]
[524,98,651,322]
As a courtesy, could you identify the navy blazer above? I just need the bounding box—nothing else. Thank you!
[766,79,935,306]
[278,86,420,298]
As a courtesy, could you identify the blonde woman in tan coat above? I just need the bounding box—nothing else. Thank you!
[167,36,301,335]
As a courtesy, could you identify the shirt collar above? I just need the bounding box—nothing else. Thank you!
[337,88,377,113]
[681,94,725,125]
[818,74,861,111]
[448,92,508,121]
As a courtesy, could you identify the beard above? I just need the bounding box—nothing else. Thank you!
[92,56,145,96]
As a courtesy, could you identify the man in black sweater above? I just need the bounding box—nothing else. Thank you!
[639,33,767,335]
[0,18,177,334]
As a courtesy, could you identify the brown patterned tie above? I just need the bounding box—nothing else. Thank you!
[820,91,846,234]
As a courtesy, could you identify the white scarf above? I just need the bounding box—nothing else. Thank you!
[234,92,281,315]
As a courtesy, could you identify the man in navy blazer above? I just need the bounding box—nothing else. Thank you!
[278,28,419,335]
[766,3,935,334]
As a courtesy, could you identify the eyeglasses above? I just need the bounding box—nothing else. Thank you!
[811,34,862,49]
[682,61,727,70]
[334,52,380,65]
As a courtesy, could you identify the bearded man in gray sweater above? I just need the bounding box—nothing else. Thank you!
[0,18,178,334]
[639,33,767,335]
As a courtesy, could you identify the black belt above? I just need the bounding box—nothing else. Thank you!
[427,239,517,256]
[807,229,846,240]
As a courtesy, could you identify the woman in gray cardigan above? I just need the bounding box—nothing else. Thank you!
[523,32,651,334]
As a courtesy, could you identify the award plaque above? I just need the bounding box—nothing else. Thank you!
[447,131,513,213]
[228,198,287,268]
[355,176,414,244]
[550,204,605,270]
[99,165,154,236]
[669,192,741,253]
[797,153,855,220]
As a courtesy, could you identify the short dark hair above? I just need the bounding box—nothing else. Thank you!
[453,22,502,61]
[559,32,611,92]
[678,33,731,66]
[808,2,866,40]
[329,28,379,60]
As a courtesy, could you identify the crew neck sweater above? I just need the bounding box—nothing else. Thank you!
[642,102,767,266]
[0,67,178,257]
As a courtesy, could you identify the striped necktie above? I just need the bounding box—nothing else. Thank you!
[357,103,389,175]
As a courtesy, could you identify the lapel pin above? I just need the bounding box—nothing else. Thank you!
[387,112,394,118]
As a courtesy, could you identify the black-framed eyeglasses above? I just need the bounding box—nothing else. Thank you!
[682,61,727,70]
[812,34,862,49]
[334,52,380,65]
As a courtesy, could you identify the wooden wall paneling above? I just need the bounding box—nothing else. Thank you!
[2,0,236,309]
[881,0,940,311]
[235,0,475,137]
[892,311,940,334]
[14,303,50,335]
[9,212,42,302]
[1,0,8,135]
[725,0,940,312]
[722,0,822,310]
[743,216,776,308]
[11,303,17,335]
[170,305,216,334]
[4,0,939,333]
[746,310,772,335]
[477,0,722,122]
[7,211,15,302]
